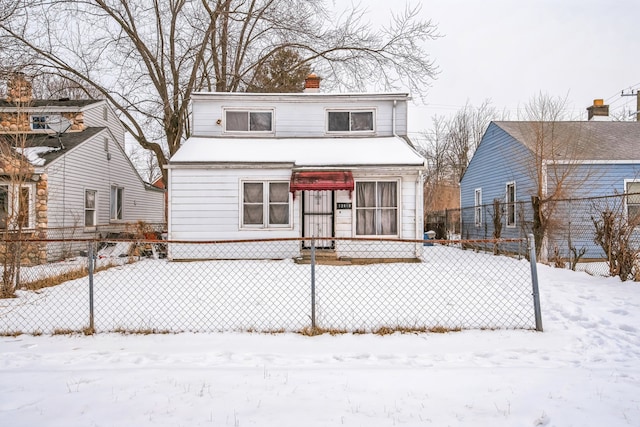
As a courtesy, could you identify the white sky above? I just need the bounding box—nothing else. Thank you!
[362,0,640,134]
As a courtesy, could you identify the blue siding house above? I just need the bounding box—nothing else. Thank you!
[460,120,640,260]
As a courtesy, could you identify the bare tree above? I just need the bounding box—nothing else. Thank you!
[0,0,440,183]
[446,100,499,182]
[517,92,594,259]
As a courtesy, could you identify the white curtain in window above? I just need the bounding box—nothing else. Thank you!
[356,182,397,235]
[243,183,263,225]
[268,183,289,225]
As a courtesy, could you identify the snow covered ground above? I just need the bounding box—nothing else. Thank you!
[1,262,639,426]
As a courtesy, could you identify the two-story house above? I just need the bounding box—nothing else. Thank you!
[167,75,426,260]
[0,74,165,263]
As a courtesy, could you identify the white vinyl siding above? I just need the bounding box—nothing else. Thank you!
[191,95,408,137]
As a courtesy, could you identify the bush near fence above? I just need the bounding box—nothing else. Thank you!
[0,236,541,335]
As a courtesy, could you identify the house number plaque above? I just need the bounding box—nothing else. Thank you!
[337,203,352,209]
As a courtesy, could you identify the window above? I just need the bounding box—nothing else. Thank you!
[327,110,374,132]
[110,186,123,220]
[85,190,97,227]
[0,184,33,229]
[225,110,273,132]
[474,188,482,226]
[355,181,398,236]
[242,182,290,228]
[626,180,640,221]
[30,114,61,130]
[506,182,516,227]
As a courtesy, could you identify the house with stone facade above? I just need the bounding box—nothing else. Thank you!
[0,74,165,264]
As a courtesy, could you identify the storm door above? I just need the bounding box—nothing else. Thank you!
[302,190,334,249]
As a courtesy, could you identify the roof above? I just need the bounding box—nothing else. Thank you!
[0,127,106,167]
[494,121,640,161]
[0,99,103,111]
[168,136,425,167]
[191,92,410,102]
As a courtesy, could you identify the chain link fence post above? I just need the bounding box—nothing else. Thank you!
[310,237,316,330]
[528,233,543,331]
[88,241,95,332]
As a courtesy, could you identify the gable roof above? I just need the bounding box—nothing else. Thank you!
[0,127,106,167]
[169,136,425,168]
[494,121,640,161]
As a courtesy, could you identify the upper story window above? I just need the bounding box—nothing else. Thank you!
[30,114,61,130]
[327,110,374,133]
[224,110,273,133]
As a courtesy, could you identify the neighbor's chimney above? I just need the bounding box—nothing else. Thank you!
[587,99,610,121]
[6,72,33,104]
[304,73,321,93]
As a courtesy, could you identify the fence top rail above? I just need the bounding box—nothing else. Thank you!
[2,237,529,245]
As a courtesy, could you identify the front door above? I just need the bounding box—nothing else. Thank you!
[302,190,334,248]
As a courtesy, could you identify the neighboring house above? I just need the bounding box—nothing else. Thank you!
[167,75,426,260]
[460,101,640,259]
[0,74,165,263]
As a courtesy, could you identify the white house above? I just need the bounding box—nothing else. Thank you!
[0,74,165,262]
[167,75,426,260]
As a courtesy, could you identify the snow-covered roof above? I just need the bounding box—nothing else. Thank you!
[14,146,61,166]
[169,136,425,167]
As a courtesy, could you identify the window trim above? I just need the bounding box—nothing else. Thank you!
[354,179,400,237]
[223,108,274,134]
[326,109,376,134]
[85,189,97,229]
[474,188,482,227]
[624,179,640,222]
[506,181,516,228]
[110,185,124,221]
[239,180,292,230]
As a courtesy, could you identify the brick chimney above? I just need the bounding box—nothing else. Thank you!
[304,73,321,93]
[587,99,610,121]
[6,73,33,104]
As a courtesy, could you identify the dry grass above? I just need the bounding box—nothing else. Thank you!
[20,260,124,292]
[299,325,462,336]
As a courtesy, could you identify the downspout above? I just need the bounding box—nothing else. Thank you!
[392,100,397,137]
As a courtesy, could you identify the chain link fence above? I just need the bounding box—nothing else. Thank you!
[437,193,640,279]
[0,236,541,335]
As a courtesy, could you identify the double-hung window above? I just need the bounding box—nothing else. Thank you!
[474,188,482,226]
[506,182,516,227]
[85,189,97,227]
[327,110,374,133]
[110,186,123,220]
[242,182,290,228]
[225,110,273,132]
[355,181,398,236]
[626,180,640,222]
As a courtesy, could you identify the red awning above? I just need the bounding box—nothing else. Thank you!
[289,171,354,192]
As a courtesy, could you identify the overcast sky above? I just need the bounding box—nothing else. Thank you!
[362,0,640,133]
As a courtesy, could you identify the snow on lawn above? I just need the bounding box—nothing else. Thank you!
[1,256,640,426]
[1,246,536,334]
